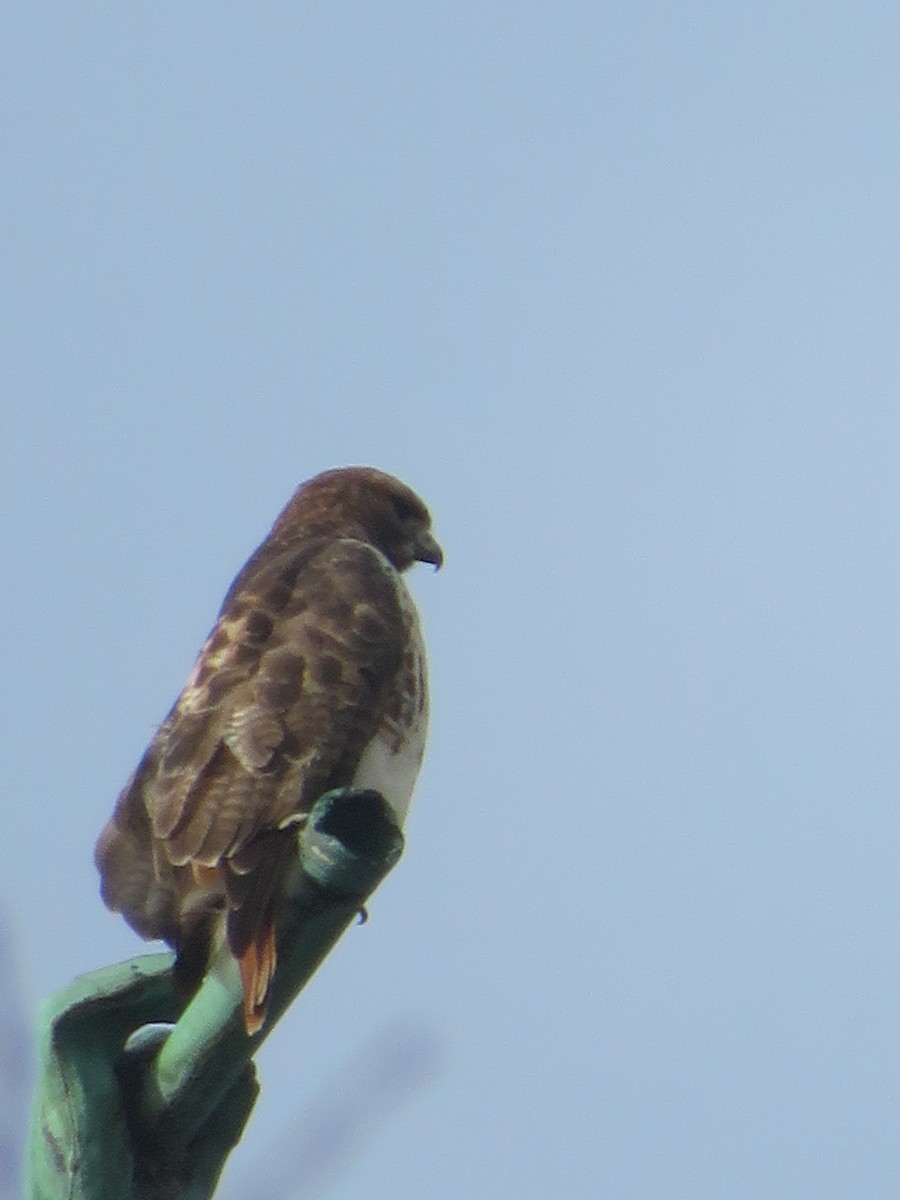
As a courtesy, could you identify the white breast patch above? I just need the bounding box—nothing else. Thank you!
[351,583,429,827]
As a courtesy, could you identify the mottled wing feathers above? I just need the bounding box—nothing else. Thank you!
[96,465,440,1036]
[95,760,175,942]
[159,540,406,848]
[97,537,411,1004]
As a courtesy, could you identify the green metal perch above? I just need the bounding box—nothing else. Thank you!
[25,787,404,1200]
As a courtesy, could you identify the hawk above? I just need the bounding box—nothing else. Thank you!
[95,467,442,1034]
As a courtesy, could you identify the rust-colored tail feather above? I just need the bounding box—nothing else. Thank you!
[237,919,278,1035]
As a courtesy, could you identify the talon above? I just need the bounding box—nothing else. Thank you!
[278,812,308,831]
[357,906,369,925]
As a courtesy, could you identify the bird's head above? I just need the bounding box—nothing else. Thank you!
[273,466,443,573]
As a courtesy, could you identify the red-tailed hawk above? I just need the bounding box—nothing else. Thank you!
[95,467,441,1034]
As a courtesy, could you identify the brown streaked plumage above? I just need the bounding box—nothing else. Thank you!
[95,467,441,1034]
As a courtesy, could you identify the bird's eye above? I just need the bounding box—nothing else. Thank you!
[390,495,417,522]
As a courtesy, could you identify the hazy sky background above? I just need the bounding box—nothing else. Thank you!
[4,3,900,1197]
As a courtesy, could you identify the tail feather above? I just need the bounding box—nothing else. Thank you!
[237,920,277,1035]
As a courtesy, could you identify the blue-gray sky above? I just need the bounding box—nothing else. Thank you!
[4,4,900,1197]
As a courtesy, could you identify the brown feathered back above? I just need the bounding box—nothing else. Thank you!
[95,466,441,1033]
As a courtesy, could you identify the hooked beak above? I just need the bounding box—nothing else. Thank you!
[415,529,444,570]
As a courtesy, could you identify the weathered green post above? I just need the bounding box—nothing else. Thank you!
[25,787,404,1200]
